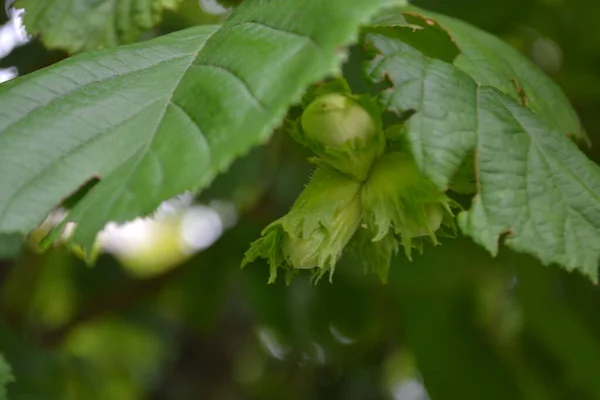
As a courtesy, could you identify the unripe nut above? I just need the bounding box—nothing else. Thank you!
[362,152,454,253]
[406,203,443,237]
[282,234,320,269]
[280,167,362,272]
[301,93,376,147]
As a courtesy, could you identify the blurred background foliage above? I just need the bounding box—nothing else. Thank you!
[1,0,600,399]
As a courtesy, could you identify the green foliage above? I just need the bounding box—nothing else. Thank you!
[0,25,219,250]
[361,152,457,257]
[244,165,363,283]
[0,353,13,400]
[1,0,598,280]
[239,2,600,281]
[460,88,600,280]
[411,7,589,144]
[0,0,407,254]
[364,15,600,280]
[375,6,588,144]
[246,89,457,282]
[19,0,182,53]
[3,0,600,398]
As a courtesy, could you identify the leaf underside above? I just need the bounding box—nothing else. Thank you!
[400,6,588,145]
[365,14,600,280]
[0,0,406,251]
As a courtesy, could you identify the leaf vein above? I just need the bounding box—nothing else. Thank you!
[189,63,266,110]
[0,52,195,135]
[0,99,163,222]
[239,20,320,49]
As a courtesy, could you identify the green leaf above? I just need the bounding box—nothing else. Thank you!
[0,353,13,400]
[460,87,600,279]
[365,38,478,188]
[0,25,218,247]
[401,6,588,144]
[365,10,460,64]
[0,0,406,252]
[365,42,600,279]
[19,0,182,53]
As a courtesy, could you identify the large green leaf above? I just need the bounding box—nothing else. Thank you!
[0,0,405,251]
[371,6,587,144]
[365,39,600,279]
[19,0,182,53]
[432,11,586,144]
[415,7,587,143]
[0,353,13,400]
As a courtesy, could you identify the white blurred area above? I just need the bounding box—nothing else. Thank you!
[392,379,430,400]
[97,192,237,258]
[257,327,290,361]
[0,65,16,81]
[198,0,231,15]
[0,2,29,83]
[41,193,238,277]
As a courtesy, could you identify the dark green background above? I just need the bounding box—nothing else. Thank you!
[1,0,600,398]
